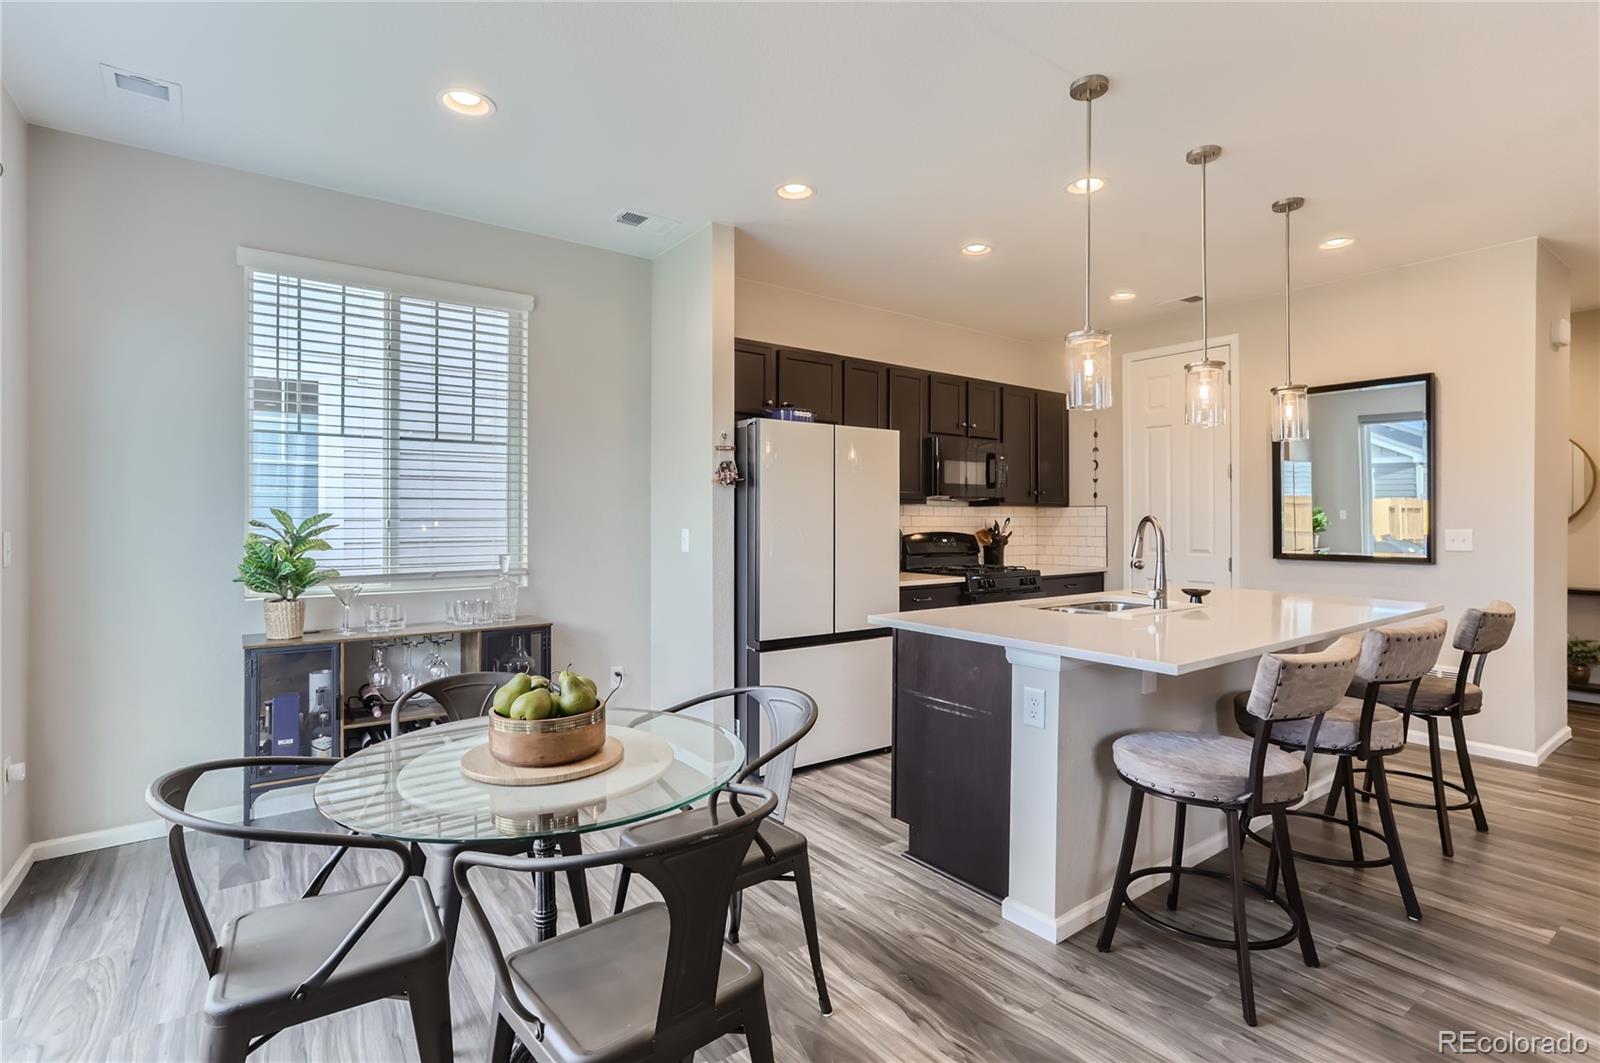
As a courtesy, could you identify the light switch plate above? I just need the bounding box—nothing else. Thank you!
[1023,687,1046,729]
[1,531,10,568]
[679,528,690,553]
[1444,529,1473,552]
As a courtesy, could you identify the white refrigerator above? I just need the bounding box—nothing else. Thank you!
[735,418,899,768]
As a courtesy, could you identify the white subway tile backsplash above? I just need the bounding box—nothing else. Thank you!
[897,504,1108,570]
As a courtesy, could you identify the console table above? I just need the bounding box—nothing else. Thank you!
[241,616,553,830]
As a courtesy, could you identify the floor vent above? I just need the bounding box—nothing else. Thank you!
[612,210,680,236]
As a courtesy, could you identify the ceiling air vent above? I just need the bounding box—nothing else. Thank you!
[100,64,183,121]
[612,209,680,236]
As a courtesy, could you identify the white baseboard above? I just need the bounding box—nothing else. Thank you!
[1,789,316,913]
[1002,775,1336,944]
[1404,723,1572,767]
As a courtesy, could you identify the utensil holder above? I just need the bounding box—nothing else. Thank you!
[981,542,1006,567]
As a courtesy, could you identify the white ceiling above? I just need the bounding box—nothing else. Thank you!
[5,2,1597,340]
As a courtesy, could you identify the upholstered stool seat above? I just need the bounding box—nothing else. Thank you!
[1098,637,1362,1027]
[1112,732,1307,806]
[1349,674,1482,716]
[1234,694,1405,753]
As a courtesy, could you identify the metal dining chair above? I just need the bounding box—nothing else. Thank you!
[457,781,780,1063]
[146,756,451,1063]
[390,672,595,942]
[609,686,832,1015]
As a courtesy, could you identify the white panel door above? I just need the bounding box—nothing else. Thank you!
[759,637,893,768]
[756,420,835,641]
[1124,345,1233,591]
[834,426,900,632]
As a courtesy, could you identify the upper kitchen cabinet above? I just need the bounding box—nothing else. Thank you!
[929,374,999,439]
[1034,390,1069,506]
[841,359,890,428]
[1000,386,1036,504]
[927,373,967,436]
[776,347,843,423]
[887,368,928,501]
[965,380,1000,439]
[734,340,776,417]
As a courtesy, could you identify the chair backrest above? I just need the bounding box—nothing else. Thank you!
[1355,617,1448,683]
[454,782,778,1052]
[1454,601,1516,655]
[391,670,520,739]
[661,686,817,823]
[146,756,413,999]
[1242,636,1361,721]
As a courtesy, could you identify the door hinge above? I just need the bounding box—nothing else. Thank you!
[1228,557,1233,573]
[1227,463,1232,480]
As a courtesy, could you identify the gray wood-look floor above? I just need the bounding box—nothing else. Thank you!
[3,708,1597,1063]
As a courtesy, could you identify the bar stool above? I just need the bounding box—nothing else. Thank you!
[1235,617,1447,923]
[1355,602,1515,856]
[1097,637,1360,1026]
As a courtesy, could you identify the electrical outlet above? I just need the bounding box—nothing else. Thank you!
[609,666,625,692]
[1023,687,1046,729]
[1444,529,1473,552]
[2,531,11,568]
[680,528,690,553]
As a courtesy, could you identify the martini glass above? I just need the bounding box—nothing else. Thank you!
[329,583,363,635]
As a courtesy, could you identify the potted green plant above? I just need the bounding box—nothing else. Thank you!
[235,510,339,640]
[1569,638,1600,687]
[1311,506,1329,552]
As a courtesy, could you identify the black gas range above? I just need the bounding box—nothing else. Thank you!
[901,531,1043,603]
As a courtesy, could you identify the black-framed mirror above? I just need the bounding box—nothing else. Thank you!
[1272,373,1435,564]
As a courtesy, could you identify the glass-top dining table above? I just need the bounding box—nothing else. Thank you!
[314,707,745,941]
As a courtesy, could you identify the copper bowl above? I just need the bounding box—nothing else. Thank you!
[488,704,606,768]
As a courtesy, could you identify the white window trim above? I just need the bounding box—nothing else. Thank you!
[238,247,535,592]
[237,247,537,314]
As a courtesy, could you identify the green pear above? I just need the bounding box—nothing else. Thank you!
[510,689,554,721]
[556,683,598,717]
[493,674,533,715]
[527,675,551,691]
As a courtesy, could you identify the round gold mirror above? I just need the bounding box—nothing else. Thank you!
[1573,439,1598,521]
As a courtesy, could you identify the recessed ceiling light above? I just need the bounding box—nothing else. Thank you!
[961,243,993,257]
[1319,235,1355,250]
[1066,177,1105,195]
[1109,289,1137,301]
[775,182,815,200]
[440,89,495,117]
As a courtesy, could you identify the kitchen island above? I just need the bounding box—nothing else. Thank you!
[869,587,1439,942]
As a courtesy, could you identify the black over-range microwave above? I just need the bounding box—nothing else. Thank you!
[927,434,1007,501]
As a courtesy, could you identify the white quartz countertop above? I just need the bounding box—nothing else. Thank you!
[869,588,1440,675]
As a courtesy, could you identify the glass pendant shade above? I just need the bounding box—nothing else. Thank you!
[1270,383,1309,442]
[1065,328,1113,410]
[1184,358,1226,429]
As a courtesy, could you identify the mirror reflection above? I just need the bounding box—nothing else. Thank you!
[1275,374,1434,563]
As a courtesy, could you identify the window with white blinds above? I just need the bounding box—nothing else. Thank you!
[241,249,531,583]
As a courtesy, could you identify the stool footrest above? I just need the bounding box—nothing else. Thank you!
[1244,811,1396,870]
[1371,768,1482,812]
[1119,866,1300,951]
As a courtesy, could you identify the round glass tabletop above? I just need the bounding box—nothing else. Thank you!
[313,708,745,844]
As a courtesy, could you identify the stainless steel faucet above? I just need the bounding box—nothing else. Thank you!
[1129,515,1169,610]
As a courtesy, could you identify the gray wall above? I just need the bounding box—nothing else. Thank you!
[24,129,654,842]
[1,89,29,875]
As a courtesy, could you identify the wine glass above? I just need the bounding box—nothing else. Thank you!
[329,583,362,635]
[368,645,393,698]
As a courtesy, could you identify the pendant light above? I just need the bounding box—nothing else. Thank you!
[1183,145,1226,428]
[1064,74,1113,411]
[1269,196,1309,442]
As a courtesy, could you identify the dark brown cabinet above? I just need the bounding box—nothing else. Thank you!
[841,359,889,428]
[1039,572,1104,597]
[887,369,929,501]
[965,380,1000,439]
[775,347,843,423]
[897,582,963,611]
[1000,387,1036,504]
[927,373,967,436]
[1035,390,1069,506]
[734,341,776,417]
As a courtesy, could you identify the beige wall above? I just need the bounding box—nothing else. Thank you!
[1,89,29,879]
[25,129,654,843]
[1570,309,1600,590]
[650,225,737,707]
[1112,239,1567,759]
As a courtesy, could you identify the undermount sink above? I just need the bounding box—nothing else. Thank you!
[1039,599,1152,614]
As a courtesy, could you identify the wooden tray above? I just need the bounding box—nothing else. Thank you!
[461,736,624,786]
